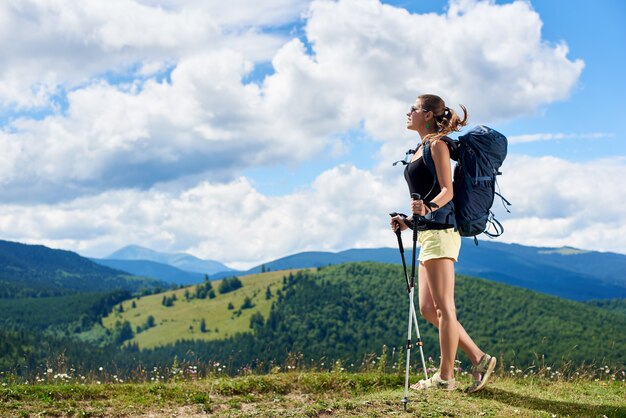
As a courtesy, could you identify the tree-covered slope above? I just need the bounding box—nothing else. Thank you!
[2,263,624,378]
[0,240,166,298]
[0,290,131,332]
[143,263,626,370]
[586,298,626,315]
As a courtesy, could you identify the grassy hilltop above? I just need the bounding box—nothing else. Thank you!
[102,269,308,349]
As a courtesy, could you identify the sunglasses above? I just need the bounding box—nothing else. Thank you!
[409,105,429,114]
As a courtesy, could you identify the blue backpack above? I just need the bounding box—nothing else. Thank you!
[421,125,511,244]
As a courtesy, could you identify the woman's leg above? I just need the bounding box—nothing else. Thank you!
[418,262,484,367]
[420,258,473,380]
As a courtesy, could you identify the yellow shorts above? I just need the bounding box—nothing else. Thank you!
[418,228,461,263]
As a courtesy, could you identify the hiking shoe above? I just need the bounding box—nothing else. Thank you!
[467,354,497,393]
[410,372,457,391]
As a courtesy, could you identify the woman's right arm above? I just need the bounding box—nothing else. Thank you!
[390,214,409,232]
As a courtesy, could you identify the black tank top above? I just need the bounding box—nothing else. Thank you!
[404,145,453,230]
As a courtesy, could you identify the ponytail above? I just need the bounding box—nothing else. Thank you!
[432,104,468,141]
[418,94,468,144]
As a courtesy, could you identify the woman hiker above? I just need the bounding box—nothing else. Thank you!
[390,94,496,392]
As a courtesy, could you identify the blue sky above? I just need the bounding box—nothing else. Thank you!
[0,0,624,268]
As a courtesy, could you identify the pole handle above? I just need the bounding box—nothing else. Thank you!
[389,212,405,250]
[411,193,421,217]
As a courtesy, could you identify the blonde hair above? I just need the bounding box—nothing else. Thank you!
[419,94,468,143]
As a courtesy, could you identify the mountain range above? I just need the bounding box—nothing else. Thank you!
[91,258,205,286]
[0,237,620,301]
[92,240,626,301]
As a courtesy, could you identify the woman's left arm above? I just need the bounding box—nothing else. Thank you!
[429,140,453,211]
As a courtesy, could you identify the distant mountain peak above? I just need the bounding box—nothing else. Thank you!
[106,245,232,275]
[107,245,159,259]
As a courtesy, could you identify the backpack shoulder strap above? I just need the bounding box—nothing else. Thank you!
[439,136,459,161]
[422,140,436,178]
[422,136,457,179]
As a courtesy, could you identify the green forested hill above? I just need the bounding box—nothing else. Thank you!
[2,262,625,378]
[0,240,166,298]
[0,290,142,372]
[587,298,626,315]
[134,263,626,372]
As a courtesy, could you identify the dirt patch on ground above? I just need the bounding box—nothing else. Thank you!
[133,405,208,417]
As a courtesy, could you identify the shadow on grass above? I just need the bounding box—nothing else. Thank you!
[473,387,626,417]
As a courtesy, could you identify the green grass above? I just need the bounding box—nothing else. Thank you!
[1,372,624,417]
[102,269,308,349]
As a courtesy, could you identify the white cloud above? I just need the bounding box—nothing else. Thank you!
[0,165,404,269]
[508,132,613,144]
[134,0,310,28]
[0,0,585,204]
[490,154,626,252]
[0,0,298,109]
[1,46,349,202]
[299,0,584,134]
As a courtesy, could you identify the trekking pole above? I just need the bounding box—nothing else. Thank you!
[399,193,429,410]
[389,212,428,372]
[389,212,412,294]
